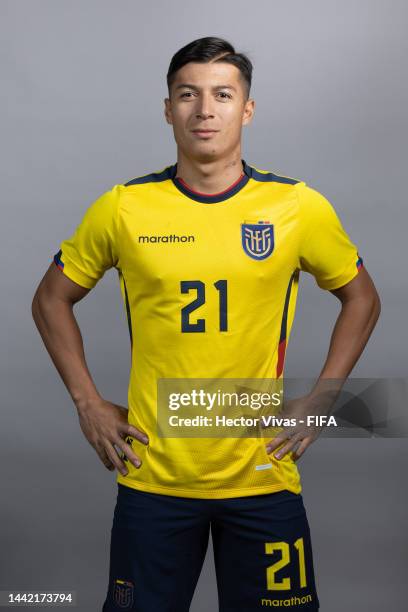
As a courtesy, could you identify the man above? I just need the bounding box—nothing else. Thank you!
[32,36,380,611]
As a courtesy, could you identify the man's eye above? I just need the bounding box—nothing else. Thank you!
[180,91,232,99]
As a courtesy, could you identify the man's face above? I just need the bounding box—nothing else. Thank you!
[164,60,254,162]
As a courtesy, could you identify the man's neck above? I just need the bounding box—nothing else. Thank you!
[175,151,244,194]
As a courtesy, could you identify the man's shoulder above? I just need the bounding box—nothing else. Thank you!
[121,164,176,188]
[245,161,305,187]
[245,164,337,218]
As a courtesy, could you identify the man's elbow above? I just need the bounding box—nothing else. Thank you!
[31,282,57,324]
[357,284,381,330]
[31,286,47,325]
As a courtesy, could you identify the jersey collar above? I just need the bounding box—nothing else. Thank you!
[170,159,251,203]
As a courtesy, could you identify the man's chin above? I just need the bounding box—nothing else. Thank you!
[187,146,221,163]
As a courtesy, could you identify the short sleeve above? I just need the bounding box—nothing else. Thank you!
[296,182,364,290]
[53,185,121,289]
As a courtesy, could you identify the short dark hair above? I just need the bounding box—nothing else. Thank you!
[167,36,253,99]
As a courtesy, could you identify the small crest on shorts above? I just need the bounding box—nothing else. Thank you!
[113,578,134,608]
[241,221,274,260]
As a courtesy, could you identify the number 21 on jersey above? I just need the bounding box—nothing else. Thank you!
[180,279,228,332]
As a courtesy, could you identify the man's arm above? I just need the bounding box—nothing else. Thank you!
[267,266,381,459]
[31,263,148,475]
[317,265,381,379]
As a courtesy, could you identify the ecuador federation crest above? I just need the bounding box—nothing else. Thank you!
[241,221,274,260]
[113,579,134,609]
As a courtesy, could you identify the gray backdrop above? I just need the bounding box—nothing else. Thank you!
[1,0,407,610]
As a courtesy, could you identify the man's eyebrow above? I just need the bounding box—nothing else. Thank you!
[175,83,237,91]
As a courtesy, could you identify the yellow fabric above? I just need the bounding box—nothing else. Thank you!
[55,163,362,498]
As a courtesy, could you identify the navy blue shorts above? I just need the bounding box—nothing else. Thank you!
[102,484,319,611]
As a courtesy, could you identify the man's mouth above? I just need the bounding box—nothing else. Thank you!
[191,129,219,138]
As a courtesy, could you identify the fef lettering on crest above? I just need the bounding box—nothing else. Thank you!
[241,222,275,260]
[113,579,134,609]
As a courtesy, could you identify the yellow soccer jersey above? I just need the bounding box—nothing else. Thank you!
[53,160,363,498]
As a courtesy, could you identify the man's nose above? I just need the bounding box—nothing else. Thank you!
[195,93,215,119]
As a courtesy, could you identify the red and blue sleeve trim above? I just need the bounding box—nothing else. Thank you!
[53,249,64,271]
[356,254,363,270]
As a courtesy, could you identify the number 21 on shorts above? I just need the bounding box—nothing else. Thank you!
[265,537,307,590]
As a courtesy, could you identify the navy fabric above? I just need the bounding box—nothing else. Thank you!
[102,484,319,611]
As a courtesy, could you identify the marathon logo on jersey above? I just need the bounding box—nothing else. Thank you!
[241,221,274,260]
[113,579,134,609]
[138,234,195,243]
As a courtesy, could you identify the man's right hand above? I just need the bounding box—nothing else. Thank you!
[75,397,149,476]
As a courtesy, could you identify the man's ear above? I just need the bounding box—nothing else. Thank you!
[242,98,255,127]
[164,98,173,125]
